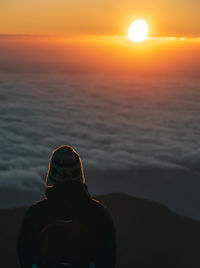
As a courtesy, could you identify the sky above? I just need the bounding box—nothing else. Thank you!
[1,0,200,37]
[1,0,199,76]
[0,35,199,77]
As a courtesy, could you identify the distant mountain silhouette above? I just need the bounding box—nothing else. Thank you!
[0,193,200,268]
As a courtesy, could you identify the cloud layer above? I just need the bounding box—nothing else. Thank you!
[0,72,200,218]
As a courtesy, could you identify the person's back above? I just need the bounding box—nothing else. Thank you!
[18,146,116,268]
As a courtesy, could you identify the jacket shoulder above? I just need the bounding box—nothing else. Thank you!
[89,198,112,221]
[90,197,106,211]
[23,198,48,220]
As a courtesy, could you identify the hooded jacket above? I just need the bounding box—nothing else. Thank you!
[18,182,116,268]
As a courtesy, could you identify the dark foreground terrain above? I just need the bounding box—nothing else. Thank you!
[0,193,200,268]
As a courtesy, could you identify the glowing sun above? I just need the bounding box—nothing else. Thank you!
[128,20,149,42]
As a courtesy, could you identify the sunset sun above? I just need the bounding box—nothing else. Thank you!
[128,19,149,42]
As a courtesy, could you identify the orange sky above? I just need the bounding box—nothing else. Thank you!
[1,1,199,77]
[0,35,199,77]
[1,0,200,37]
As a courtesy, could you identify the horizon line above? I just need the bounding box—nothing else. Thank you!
[1,33,200,40]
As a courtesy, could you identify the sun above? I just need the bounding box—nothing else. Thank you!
[128,19,149,42]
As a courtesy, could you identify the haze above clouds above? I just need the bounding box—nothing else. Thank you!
[0,36,199,77]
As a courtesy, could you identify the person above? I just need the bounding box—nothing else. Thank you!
[18,145,116,268]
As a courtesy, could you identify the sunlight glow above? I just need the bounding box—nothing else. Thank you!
[128,20,149,42]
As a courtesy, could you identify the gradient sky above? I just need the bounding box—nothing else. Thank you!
[1,0,200,36]
[1,0,200,77]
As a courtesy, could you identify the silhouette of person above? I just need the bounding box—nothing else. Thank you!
[18,145,116,268]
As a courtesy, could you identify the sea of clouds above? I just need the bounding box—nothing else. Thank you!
[0,72,200,218]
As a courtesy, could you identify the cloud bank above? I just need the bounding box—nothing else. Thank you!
[0,72,200,218]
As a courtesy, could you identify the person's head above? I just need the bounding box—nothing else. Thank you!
[46,145,85,187]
